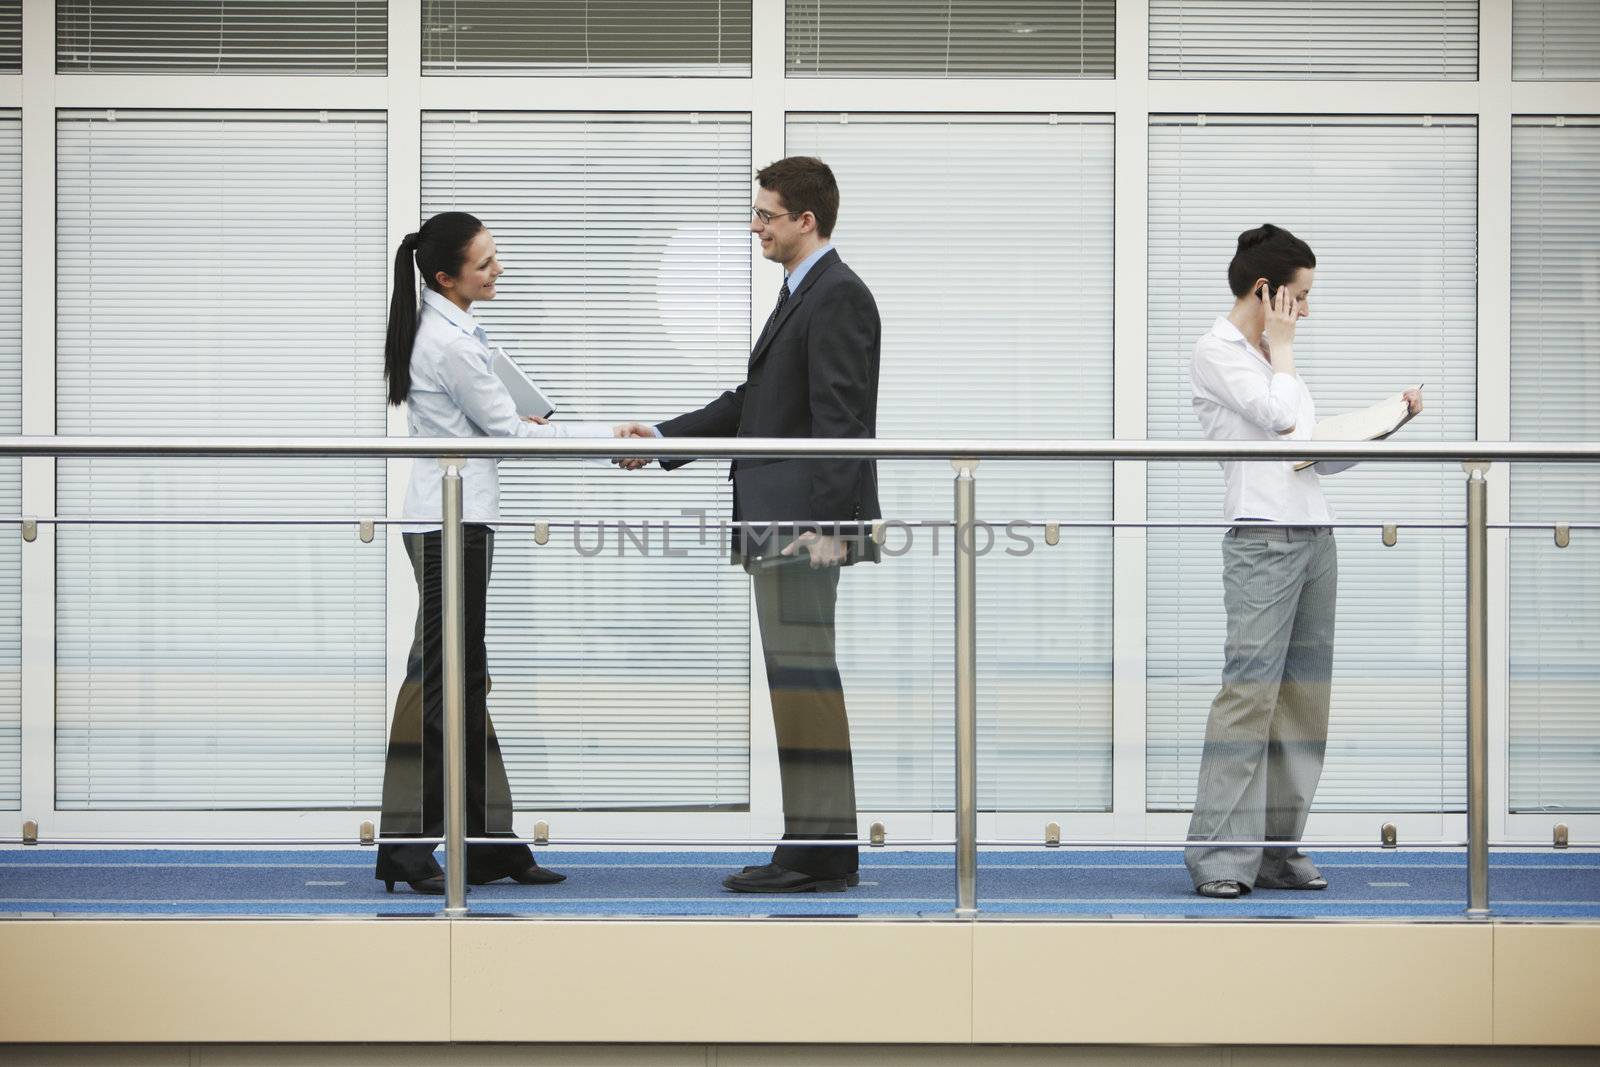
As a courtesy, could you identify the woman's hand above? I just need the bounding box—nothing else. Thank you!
[1403,387,1424,415]
[1259,284,1299,376]
[521,414,550,425]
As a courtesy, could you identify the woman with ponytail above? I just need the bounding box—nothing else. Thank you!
[1182,224,1420,900]
[376,211,616,895]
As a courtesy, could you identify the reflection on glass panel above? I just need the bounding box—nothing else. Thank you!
[57,0,387,74]
[1147,116,1477,813]
[1510,118,1600,812]
[0,111,17,808]
[1149,0,1477,81]
[1513,0,1600,81]
[787,115,1115,811]
[421,112,753,810]
[786,0,1114,78]
[423,0,752,76]
[54,111,389,809]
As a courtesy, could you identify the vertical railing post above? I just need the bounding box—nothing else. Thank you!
[952,459,980,917]
[1464,461,1491,917]
[440,459,469,918]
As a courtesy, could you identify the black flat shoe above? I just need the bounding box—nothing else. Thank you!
[723,864,848,894]
[742,862,859,887]
[384,876,469,896]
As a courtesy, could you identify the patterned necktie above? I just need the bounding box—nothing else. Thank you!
[763,279,791,337]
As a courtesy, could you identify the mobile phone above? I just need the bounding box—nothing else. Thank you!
[1256,281,1281,301]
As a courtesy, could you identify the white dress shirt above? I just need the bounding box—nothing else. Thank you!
[1190,315,1337,524]
[402,288,611,529]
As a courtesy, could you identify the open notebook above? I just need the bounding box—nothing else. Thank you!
[1294,388,1421,471]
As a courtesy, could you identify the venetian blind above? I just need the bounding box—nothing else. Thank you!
[422,1,752,76]
[421,111,752,808]
[56,0,387,74]
[0,112,18,808]
[787,113,1115,811]
[785,1,1115,78]
[55,111,389,808]
[1513,0,1600,80]
[1147,115,1477,813]
[0,1,19,74]
[1150,0,1478,80]
[1509,116,1600,812]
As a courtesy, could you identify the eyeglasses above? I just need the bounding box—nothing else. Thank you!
[751,206,806,225]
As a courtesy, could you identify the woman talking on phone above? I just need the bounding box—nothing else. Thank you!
[376,211,614,895]
[1183,224,1421,900]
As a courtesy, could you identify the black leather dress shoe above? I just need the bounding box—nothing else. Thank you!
[742,863,859,887]
[723,864,848,893]
[469,861,566,886]
[1195,879,1247,899]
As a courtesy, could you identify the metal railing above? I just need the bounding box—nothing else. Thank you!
[5,433,1600,918]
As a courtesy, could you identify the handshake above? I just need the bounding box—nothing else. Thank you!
[610,422,658,471]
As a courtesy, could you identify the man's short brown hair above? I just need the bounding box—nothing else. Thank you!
[756,156,839,238]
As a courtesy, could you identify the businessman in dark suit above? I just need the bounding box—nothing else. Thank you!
[616,156,880,893]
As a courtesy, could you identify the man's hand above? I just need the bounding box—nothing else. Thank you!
[521,414,550,425]
[612,422,656,470]
[1403,387,1424,415]
[780,531,847,569]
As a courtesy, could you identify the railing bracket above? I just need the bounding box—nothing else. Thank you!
[1044,522,1060,547]
[1554,823,1569,850]
[21,518,36,543]
[533,521,550,546]
[1382,522,1398,547]
[358,519,375,544]
[1044,822,1061,847]
[533,820,550,846]
[1381,822,1398,849]
[1554,523,1571,549]
[22,819,38,845]
[870,821,886,847]
[359,820,375,846]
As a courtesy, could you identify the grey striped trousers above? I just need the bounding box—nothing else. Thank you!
[1185,525,1337,889]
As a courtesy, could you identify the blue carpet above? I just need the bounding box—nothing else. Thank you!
[0,849,1595,919]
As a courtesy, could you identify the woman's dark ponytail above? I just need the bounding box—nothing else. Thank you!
[384,212,485,407]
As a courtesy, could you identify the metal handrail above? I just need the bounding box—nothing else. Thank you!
[3,435,1568,918]
[1,434,1598,462]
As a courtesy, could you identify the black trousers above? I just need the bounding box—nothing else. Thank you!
[752,560,860,878]
[375,525,534,884]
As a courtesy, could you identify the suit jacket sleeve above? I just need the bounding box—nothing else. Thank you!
[654,383,745,470]
[808,280,879,520]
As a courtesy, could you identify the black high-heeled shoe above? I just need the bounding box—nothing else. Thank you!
[383,876,470,895]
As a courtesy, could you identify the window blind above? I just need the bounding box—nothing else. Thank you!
[422,1,751,76]
[56,0,387,74]
[55,110,389,809]
[0,1,19,74]
[786,113,1115,811]
[421,111,752,809]
[1509,117,1600,812]
[785,1,1115,78]
[1147,115,1477,813]
[1150,0,1477,80]
[1513,0,1600,80]
[0,112,18,808]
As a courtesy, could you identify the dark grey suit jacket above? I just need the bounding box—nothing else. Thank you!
[657,248,881,563]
